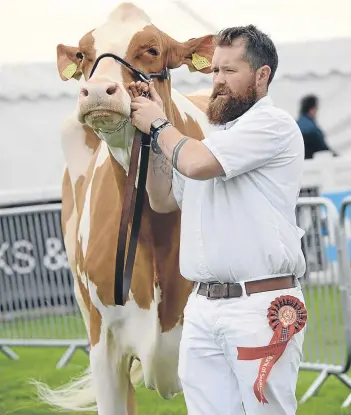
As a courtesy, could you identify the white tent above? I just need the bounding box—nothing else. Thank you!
[1,0,351,205]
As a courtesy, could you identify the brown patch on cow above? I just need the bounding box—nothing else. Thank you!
[76,240,103,348]
[82,151,155,309]
[77,271,91,310]
[90,305,102,347]
[78,31,97,81]
[150,209,194,333]
[74,175,85,206]
[187,95,210,113]
[185,113,205,140]
[61,168,74,237]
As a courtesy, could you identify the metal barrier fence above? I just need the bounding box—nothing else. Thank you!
[296,197,351,408]
[0,197,351,407]
[0,203,89,368]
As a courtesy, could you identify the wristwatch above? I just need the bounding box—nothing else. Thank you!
[150,118,172,154]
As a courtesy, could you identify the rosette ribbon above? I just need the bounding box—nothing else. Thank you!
[237,295,307,404]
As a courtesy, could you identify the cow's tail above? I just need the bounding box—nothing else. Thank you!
[31,368,97,412]
[31,360,143,412]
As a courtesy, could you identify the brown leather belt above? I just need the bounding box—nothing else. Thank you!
[197,275,296,299]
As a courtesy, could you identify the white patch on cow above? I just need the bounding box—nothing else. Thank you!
[89,334,130,415]
[79,143,109,258]
[171,87,210,133]
[61,110,99,335]
[85,277,183,400]
[61,112,96,186]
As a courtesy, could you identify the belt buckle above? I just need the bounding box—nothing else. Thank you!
[206,283,212,299]
[206,282,230,299]
[206,282,218,300]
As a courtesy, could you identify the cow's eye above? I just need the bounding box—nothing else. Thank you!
[76,52,84,60]
[147,48,159,56]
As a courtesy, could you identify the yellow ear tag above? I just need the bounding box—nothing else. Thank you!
[62,63,78,79]
[191,53,211,71]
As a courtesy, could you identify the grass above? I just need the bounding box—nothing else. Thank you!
[0,347,351,415]
[1,285,351,415]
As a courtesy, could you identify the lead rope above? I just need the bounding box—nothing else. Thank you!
[113,85,152,306]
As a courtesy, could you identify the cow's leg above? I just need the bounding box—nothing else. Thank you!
[89,311,137,415]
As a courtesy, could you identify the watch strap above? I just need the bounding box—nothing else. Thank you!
[150,121,172,154]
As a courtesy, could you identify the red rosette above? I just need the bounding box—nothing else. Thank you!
[237,295,307,404]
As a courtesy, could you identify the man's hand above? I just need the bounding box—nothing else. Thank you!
[128,81,168,134]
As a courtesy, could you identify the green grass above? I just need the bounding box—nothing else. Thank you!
[0,347,351,415]
[1,285,351,415]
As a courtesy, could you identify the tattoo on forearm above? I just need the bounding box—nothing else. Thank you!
[171,137,189,171]
[152,153,173,178]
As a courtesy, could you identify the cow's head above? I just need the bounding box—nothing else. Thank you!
[56,2,214,140]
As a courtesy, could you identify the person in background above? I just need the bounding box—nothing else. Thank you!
[296,94,337,159]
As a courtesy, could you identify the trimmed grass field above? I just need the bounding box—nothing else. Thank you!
[1,284,351,415]
[0,346,351,415]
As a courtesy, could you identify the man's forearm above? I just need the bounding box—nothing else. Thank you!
[145,148,176,213]
[145,123,224,212]
[156,125,224,180]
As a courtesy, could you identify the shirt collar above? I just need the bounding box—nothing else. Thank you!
[222,95,273,130]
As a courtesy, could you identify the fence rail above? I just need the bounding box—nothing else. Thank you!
[0,203,89,368]
[0,197,351,406]
[296,197,351,408]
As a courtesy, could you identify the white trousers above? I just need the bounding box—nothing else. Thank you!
[178,283,306,415]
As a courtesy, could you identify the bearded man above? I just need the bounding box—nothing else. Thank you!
[129,25,307,415]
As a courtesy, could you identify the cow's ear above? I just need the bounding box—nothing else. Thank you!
[57,44,83,81]
[167,35,215,73]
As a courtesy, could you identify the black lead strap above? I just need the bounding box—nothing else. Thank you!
[88,53,168,305]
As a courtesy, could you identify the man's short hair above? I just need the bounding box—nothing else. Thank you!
[300,95,318,115]
[215,24,278,85]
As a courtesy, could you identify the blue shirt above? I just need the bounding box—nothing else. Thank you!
[296,114,335,159]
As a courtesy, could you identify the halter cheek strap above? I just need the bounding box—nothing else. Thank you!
[89,52,169,82]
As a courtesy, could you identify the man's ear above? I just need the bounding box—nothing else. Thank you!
[167,35,215,73]
[57,44,83,81]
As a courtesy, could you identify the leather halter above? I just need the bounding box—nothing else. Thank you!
[89,53,169,82]
[89,53,169,306]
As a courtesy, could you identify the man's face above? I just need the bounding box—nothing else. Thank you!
[206,39,260,125]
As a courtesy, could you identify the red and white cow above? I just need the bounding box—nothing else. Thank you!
[35,3,215,414]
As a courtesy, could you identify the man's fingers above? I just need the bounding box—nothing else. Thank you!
[149,82,163,107]
[128,81,139,98]
[131,96,149,104]
[136,81,149,96]
[130,113,139,127]
[130,102,142,110]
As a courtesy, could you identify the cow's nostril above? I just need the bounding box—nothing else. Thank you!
[81,88,89,97]
[106,84,118,95]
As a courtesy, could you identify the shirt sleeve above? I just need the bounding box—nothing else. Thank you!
[202,110,293,181]
[172,168,186,209]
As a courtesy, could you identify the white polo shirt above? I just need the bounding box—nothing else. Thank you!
[172,95,306,284]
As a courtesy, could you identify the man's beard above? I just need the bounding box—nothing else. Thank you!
[206,81,258,125]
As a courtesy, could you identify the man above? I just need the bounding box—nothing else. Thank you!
[296,94,337,159]
[129,25,307,415]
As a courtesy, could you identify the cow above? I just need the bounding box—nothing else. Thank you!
[34,2,215,414]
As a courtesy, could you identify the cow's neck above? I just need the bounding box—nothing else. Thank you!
[95,122,136,174]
